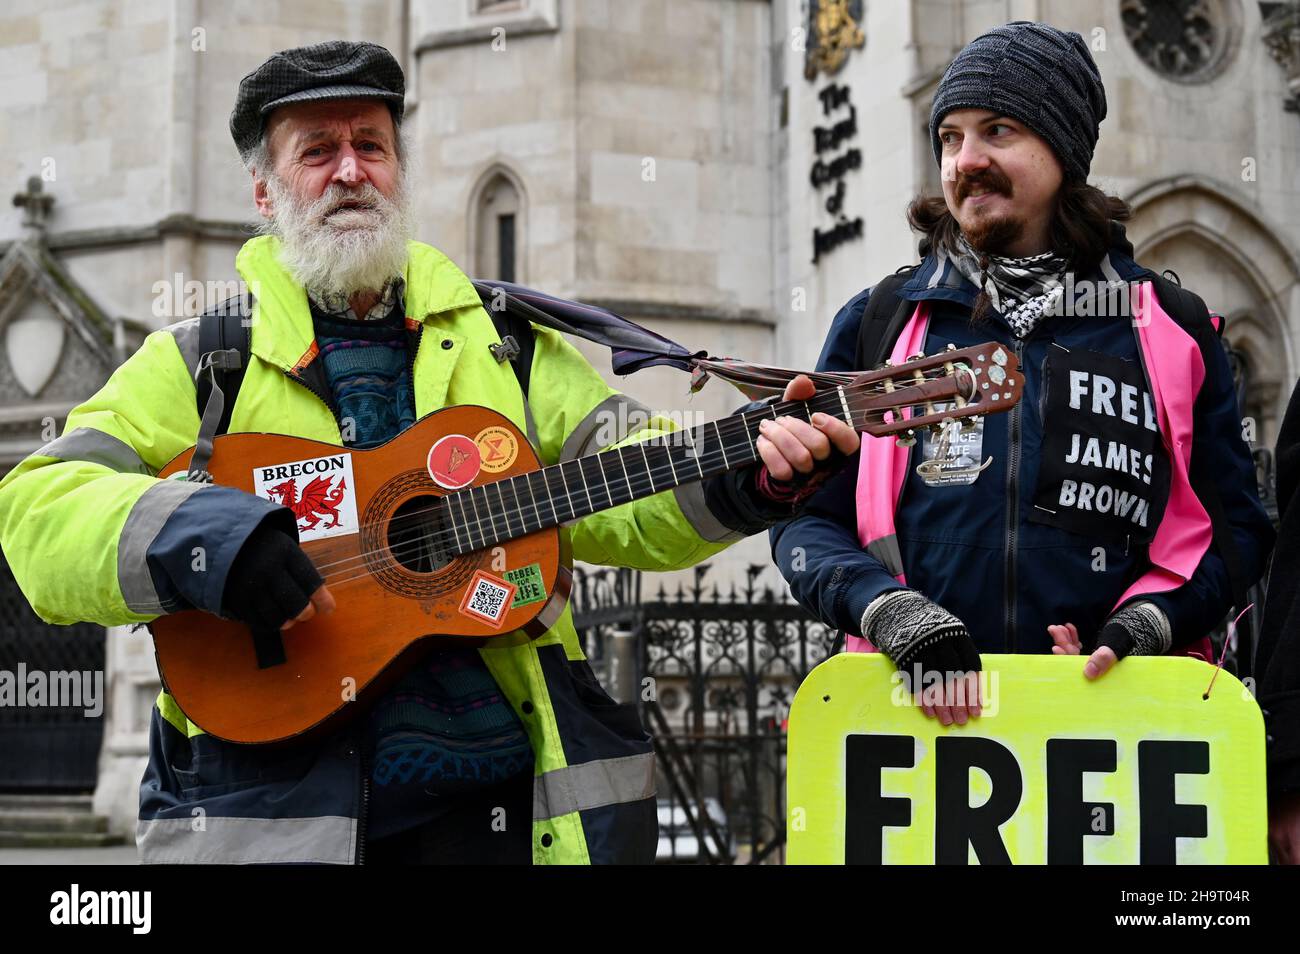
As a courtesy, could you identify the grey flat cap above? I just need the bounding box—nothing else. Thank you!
[230,40,405,159]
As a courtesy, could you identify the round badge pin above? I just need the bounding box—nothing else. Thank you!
[427,434,481,490]
[474,425,519,474]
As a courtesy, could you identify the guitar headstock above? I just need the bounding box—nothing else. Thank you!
[843,341,1024,441]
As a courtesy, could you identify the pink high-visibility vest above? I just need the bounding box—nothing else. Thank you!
[847,282,1214,661]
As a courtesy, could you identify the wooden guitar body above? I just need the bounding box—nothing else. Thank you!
[151,405,561,745]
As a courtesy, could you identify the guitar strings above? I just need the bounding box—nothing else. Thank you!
[314,406,908,590]
[310,363,961,558]
[305,378,914,579]
[313,404,900,590]
[306,367,980,586]
[302,364,983,586]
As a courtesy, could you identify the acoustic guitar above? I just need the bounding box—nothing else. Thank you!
[150,342,1024,743]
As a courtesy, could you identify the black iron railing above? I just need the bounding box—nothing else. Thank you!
[572,563,836,864]
[0,557,104,791]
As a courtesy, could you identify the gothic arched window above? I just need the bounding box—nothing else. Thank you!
[470,168,526,284]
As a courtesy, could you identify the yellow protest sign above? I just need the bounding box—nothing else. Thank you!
[786,653,1266,864]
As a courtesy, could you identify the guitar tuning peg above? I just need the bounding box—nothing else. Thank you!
[945,342,957,351]
[895,429,917,448]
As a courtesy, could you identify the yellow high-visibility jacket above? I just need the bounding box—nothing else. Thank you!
[0,236,758,864]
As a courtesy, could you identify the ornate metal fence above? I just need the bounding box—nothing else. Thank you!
[571,563,836,864]
[0,556,104,790]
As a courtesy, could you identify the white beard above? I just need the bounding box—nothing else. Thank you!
[259,171,415,301]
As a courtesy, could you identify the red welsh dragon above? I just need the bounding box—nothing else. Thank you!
[265,475,348,531]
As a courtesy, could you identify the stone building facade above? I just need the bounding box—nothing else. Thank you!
[0,0,1296,841]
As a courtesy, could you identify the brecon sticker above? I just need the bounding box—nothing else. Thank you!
[252,452,358,543]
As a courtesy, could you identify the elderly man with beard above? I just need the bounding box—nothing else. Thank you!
[0,41,858,865]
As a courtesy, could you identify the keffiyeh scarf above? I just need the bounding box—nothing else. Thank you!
[948,235,1069,338]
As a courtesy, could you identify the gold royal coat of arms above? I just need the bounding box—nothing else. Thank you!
[804,0,867,80]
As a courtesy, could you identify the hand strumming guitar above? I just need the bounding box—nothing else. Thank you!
[222,521,335,632]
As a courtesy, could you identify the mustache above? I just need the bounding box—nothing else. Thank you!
[310,184,385,222]
[956,168,1013,202]
[260,170,415,301]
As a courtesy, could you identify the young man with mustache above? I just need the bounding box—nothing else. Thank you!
[0,41,858,865]
[772,20,1281,844]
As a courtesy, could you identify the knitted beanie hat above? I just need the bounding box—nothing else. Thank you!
[929,20,1107,182]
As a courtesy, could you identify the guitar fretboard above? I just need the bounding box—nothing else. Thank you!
[437,388,858,556]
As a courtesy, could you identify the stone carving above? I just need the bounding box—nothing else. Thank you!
[1121,0,1237,82]
[1262,1,1300,112]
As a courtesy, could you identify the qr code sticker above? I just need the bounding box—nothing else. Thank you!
[459,570,518,627]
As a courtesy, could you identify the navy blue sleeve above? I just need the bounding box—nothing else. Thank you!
[769,288,907,634]
[1144,332,1276,644]
[145,484,299,616]
[702,397,802,534]
[816,287,870,372]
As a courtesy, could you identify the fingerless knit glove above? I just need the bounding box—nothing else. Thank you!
[1094,600,1172,660]
[860,589,981,689]
[220,522,324,630]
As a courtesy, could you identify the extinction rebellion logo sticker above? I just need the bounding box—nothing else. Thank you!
[427,434,481,489]
[252,452,359,543]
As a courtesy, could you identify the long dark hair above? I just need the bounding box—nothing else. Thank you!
[906,180,1132,324]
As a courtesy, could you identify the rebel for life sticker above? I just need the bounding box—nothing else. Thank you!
[427,434,481,489]
[504,562,547,608]
[1030,346,1168,543]
[475,425,519,474]
[252,452,359,543]
[459,569,518,627]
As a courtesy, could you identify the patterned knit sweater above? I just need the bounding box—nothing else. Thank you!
[308,284,534,841]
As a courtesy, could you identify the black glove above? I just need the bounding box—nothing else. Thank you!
[220,521,324,630]
[1093,600,1172,661]
[861,589,981,694]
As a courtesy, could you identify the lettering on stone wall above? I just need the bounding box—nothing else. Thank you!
[811,82,864,264]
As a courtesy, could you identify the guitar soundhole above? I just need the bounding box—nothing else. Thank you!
[362,470,481,598]
[386,494,454,573]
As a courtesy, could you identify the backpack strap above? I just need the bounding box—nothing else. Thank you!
[854,265,923,370]
[1144,270,1249,612]
[477,291,542,450]
[483,298,536,397]
[188,293,254,481]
